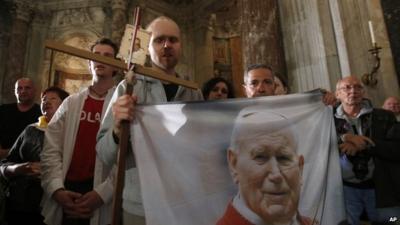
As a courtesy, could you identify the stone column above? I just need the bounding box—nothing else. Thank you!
[111,0,128,45]
[26,6,51,93]
[0,18,10,104]
[279,0,339,92]
[238,0,286,74]
[193,16,215,87]
[1,0,33,103]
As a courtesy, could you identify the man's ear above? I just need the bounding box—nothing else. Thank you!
[227,149,239,184]
[298,155,304,174]
[242,84,248,98]
[88,60,92,70]
[335,90,340,99]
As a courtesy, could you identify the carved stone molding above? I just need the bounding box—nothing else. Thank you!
[31,6,51,26]
[111,0,128,45]
[239,0,286,73]
[111,0,128,11]
[52,8,93,27]
[11,0,34,22]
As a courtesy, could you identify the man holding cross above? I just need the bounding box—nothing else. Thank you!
[96,16,203,225]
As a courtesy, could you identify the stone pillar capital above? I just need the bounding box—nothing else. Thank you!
[111,0,128,11]
[11,0,34,22]
[110,0,128,45]
[194,15,214,32]
[31,6,51,26]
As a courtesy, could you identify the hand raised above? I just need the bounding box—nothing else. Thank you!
[321,90,337,106]
[112,94,137,137]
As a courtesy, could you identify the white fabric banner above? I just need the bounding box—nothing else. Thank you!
[131,92,346,225]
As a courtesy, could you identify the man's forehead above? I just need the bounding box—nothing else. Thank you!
[150,20,180,38]
[386,97,399,104]
[16,79,33,87]
[248,68,273,79]
[92,44,115,54]
[239,133,296,154]
[340,77,361,86]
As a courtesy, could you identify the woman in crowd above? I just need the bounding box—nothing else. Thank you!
[202,77,235,100]
[274,73,290,95]
[0,86,69,225]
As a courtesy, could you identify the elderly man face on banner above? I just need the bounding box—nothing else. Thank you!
[227,110,305,224]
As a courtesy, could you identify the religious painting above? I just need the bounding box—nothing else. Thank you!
[213,37,233,84]
[54,71,92,94]
[118,25,151,66]
[213,37,231,65]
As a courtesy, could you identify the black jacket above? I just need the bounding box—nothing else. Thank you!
[334,106,400,208]
[0,124,44,212]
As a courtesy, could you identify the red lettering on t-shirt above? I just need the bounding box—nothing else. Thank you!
[66,96,104,182]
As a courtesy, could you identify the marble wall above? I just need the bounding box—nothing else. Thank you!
[338,0,399,104]
[381,0,400,87]
[1,0,35,103]
[239,0,286,76]
[0,3,12,104]
[0,0,398,105]
[278,0,399,105]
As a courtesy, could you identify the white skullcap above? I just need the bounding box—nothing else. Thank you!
[229,106,297,151]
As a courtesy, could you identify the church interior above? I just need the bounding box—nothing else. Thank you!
[0,0,399,105]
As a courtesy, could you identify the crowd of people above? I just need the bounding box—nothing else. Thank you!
[0,15,399,225]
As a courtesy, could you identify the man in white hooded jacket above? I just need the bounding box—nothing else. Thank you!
[41,38,118,225]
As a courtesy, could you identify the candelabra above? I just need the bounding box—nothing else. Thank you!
[361,43,382,87]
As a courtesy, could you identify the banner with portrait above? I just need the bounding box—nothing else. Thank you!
[130,92,346,225]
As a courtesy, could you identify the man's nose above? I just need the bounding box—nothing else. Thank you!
[163,39,172,48]
[267,158,284,183]
[256,83,266,93]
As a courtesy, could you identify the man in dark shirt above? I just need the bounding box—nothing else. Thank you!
[0,77,41,159]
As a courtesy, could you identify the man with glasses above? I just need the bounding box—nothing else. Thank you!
[334,76,399,224]
[96,16,203,225]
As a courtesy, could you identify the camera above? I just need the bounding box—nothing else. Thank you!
[347,146,372,180]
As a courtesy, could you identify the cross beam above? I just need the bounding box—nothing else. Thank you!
[44,40,199,90]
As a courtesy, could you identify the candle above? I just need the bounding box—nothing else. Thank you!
[368,20,376,45]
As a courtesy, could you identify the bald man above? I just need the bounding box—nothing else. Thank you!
[382,96,400,121]
[334,76,400,224]
[0,78,41,158]
[96,16,203,224]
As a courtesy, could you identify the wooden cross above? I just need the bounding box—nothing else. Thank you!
[45,8,198,225]
[44,40,199,89]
